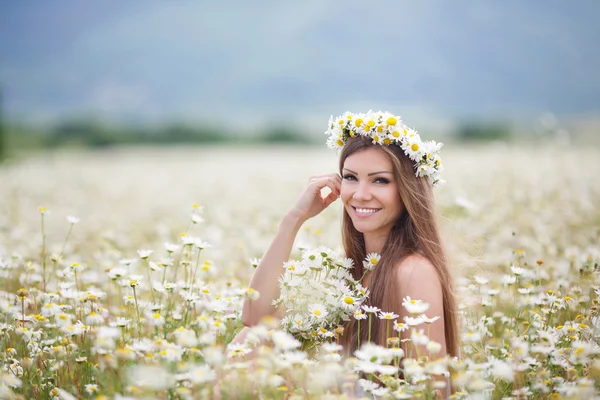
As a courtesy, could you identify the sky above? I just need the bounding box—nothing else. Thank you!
[1,0,599,130]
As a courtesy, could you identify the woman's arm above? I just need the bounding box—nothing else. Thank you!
[394,254,449,398]
[241,174,341,327]
[241,211,304,326]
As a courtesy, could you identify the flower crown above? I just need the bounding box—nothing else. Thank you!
[325,111,445,187]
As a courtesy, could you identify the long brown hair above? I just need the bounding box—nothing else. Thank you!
[339,135,459,358]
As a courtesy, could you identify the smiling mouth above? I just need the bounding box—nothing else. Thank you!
[352,206,382,217]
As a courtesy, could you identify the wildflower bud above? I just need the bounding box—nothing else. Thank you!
[259,315,279,329]
[426,340,442,355]
[334,326,344,336]
[17,288,28,298]
[536,259,543,265]
[137,250,153,260]
[129,280,138,288]
[590,359,600,380]
[244,288,260,301]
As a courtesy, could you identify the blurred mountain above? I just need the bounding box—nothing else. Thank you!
[1,0,599,130]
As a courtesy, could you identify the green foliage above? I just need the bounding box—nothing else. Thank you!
[6,118,316,150]
[255,127,312,144]
[456,120,511,142]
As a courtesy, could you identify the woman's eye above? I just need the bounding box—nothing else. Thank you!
[374,177,390,184]
[342,174,356,181]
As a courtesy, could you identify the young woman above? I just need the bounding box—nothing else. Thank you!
[238,110,459,376]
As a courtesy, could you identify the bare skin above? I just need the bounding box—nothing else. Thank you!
[230,149,449,398]
[241,173,342,326]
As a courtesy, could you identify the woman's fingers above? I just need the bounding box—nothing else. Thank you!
[309,173,341,187]
[310,175,341,195]
[322,191,339,208]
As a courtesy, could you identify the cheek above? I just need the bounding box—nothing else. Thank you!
[384,187,402,211]
[339,184,352,205]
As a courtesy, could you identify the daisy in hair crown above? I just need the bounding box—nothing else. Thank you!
[324,110,445,187]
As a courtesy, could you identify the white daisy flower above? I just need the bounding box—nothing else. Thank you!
[363,253,380,271]
[378,311,399,320]
[362,305,381,314]
[403,315,426,326]
[402,296,430,315]
[164,242,179,253]
[67,216,80,224]
[393,321,409,332]
[186,365,216,385]
[308,303,328,319]
[137,249,153,259]
[403,136,425,161]
[353,310,367,320]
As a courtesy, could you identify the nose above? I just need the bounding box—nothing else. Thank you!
[352,182,372,201]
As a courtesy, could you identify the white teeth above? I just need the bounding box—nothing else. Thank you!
[356,208,379,214]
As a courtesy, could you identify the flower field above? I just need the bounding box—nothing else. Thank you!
[0,143,599,399]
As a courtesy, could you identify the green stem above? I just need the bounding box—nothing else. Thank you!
[41,213,47,291]
[58,224,74,260]
[190,248,203,288]
[132,287,142,338]
[145,259,155,303]
[173,245,187,282]
[386,320,390,346]
[357,319,361,349]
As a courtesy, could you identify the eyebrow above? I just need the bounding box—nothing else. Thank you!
[343,168,394,176]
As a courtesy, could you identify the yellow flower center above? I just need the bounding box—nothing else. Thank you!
[355,118,363,127]
[367,120,375,127]
[344,297,354,305]
[370,258,378,265]
[386,117,397,125]
[383,138,391,145]
[411,143,419,152]
[336,139,344,147]
[313,310,321,316]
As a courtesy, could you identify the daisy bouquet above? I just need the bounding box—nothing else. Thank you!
[272,246,370,349]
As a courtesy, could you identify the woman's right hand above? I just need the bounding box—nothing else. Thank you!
[289,173,342,222]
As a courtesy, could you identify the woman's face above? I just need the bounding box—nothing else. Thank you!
[340,147,404,238]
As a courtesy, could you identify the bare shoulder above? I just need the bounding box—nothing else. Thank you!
[394,253,441,294]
